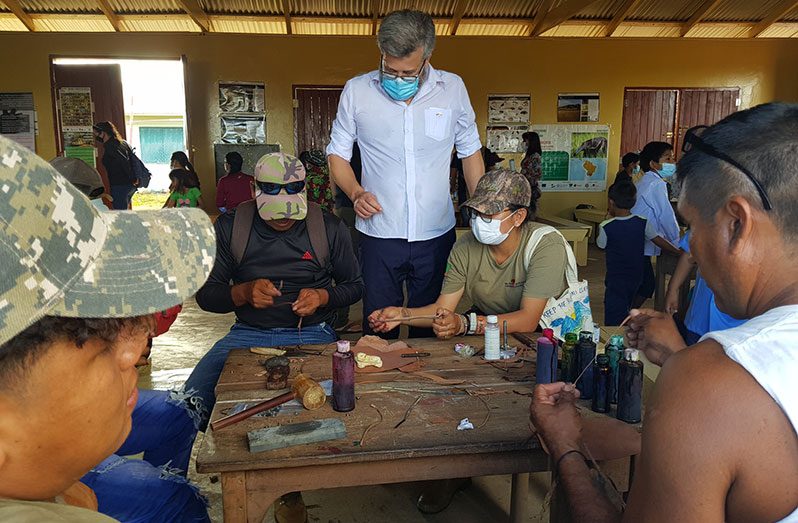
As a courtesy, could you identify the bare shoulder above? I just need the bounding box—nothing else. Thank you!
[629,339,798,522]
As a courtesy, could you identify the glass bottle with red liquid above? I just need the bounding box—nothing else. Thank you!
[332,340,355,412]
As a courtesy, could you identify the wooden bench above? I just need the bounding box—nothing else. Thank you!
[573,207,608,243]
[536,214,591,267]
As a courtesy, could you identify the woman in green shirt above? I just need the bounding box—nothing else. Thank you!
[368,169,570,339]
[165,169,204,208]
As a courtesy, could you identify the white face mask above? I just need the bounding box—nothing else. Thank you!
[471,211,517,245]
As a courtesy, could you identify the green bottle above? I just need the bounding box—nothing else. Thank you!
[561,332,578,382]
[605,335,625,404]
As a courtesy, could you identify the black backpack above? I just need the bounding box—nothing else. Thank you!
[128,148,152,188]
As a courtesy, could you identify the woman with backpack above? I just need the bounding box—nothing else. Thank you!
[93,121,136,210]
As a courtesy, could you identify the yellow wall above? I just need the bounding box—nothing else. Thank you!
[0,32,796,216]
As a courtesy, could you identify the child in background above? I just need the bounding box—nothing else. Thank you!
[166,169,203,208]
[598,181,681,325]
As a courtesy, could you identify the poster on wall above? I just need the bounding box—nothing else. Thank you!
[218,82,265,113]
[534,124,609,192]
[488,94,530,124]
[557,93,600,122]
[58,87,95,165]
[0,92,36,152]
[486,124,529,153]
[220,114,266,144]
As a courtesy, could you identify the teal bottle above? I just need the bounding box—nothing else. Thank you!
[605,335,624,404]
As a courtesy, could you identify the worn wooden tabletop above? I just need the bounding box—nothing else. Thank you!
[197,335,544,474]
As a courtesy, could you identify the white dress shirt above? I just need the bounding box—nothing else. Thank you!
[326,64,481,241]
[631,170,680,256]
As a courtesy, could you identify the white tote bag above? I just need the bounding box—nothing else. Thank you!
[523,225,594,340]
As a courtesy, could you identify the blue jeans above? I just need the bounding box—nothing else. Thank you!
[184,322,338,431]
[81,389,209,523]
[110,184,135,210]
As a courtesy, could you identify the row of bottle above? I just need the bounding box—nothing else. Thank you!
[536,332,642,424]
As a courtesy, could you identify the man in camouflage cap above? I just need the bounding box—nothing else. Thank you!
[0,136,215,521]
[254,151,308,221]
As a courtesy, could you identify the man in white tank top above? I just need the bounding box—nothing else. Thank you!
[530,103,798,522]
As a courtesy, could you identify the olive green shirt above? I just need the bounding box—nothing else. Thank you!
[442,222,568,315]
[0,499,115,522]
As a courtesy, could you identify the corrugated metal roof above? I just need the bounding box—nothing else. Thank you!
[118,15,202,31]
[540,21,607,37]
[32,14,114,31]
[705,0,786,22]
[0,13,28,31]
[572,0,625,21]
[292,16,372,34]
[201,0,282,15]
[379,0,454,17]
[626,0,700,22]
[434,20,451,34]
[687,22,753,37]
[19,0,99,14]
[290,0,371,17]
[456,20,531,36]
[785,4,798,21]
[466,0,541,19]
[611,22,681,36]
[758,22,798,37]
[210,15,286,33]
[108,0,185,15]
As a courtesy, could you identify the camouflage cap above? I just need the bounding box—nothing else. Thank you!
[461,168,532,215]
[0,136,216,347]
[254,152,307,221]
[49,156,105,198]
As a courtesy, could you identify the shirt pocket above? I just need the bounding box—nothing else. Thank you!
[424,107,452,141]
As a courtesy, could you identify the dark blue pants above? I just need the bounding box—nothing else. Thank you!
[110,184,135,210]
[360,228,456,339]
[636,256,656,300]
[604,277,641,326]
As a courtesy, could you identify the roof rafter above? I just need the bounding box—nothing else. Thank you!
[177,0,209,33]
[282,0,292,34]
[532,0,603,37]
[680,0,723,36]
[528,0,556,36]
[605,0,644,36]
[449,0,468,35]
[96,0,120,31]
[1,0,35,31]
[749,0,798,37]
[371,0,379,35]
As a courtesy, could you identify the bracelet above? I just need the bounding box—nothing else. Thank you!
[468,312,477,335]
[457,314,467,336]
[555,449,588,476]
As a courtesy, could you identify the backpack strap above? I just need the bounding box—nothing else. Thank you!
[231,199,256,265]
[305,202,330,270]
[523,224,579,286]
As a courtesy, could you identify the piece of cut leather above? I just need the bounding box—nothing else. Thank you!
[354,345,422,373]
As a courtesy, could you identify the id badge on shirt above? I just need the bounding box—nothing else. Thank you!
[424,107,452,141]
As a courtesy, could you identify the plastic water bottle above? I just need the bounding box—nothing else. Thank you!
[484,315,500,360]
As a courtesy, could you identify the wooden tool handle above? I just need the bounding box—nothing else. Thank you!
[210,391,295,431]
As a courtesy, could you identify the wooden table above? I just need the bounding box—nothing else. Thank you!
[197,335,643,522]
[573,208,608,244]
[536,215,591,267]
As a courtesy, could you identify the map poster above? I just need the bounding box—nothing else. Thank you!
[534,124,609,192]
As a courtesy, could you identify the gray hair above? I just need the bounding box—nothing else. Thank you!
[378,10,436,59]
[677,103,798,241]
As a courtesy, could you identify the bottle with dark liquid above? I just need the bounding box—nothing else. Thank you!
[605,335,624,404]
[617,349,643,423]
[575,331,596,399]
[560,332,578,382]
[535,336,557,385]
[332,340,355,412]
[591,354,611,413]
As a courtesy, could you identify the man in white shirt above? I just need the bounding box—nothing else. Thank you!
[327,9,483,338]
[530,103,798,522]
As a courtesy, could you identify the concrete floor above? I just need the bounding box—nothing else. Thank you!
[138,245,632,522]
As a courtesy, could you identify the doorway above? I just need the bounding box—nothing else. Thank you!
[51,57,189,208]
[619,87,741,162]
[293,85,343,156]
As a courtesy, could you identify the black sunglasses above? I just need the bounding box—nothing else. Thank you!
[682,125,772,211]
[257,180,305,195]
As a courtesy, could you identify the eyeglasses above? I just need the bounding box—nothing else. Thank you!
[257,180,305,195]
[682,125,772,211]
[465,207,513,224]
[380,57,426,83]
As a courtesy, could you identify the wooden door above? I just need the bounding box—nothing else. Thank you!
[675,88,740,158]
[620,89,678,158]
[51,63,126,188]
[293,85,343,155]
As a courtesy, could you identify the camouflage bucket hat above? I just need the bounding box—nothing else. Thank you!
[254,152,308,221]
[49,156,105,198]
[462,168,532,215]
[0,136,216,346]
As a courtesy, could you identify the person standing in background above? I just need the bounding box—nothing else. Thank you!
[215,151,254,213]
[520,131,542,205]
[299,150,335,213]
[93,121,135,210]
[170,151,201,189]
[327,9,483,338]
[630,141,680,307]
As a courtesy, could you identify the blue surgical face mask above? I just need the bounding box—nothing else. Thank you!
[632,165,641,175]
[659,162,677,178]
[381,75,420,101]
